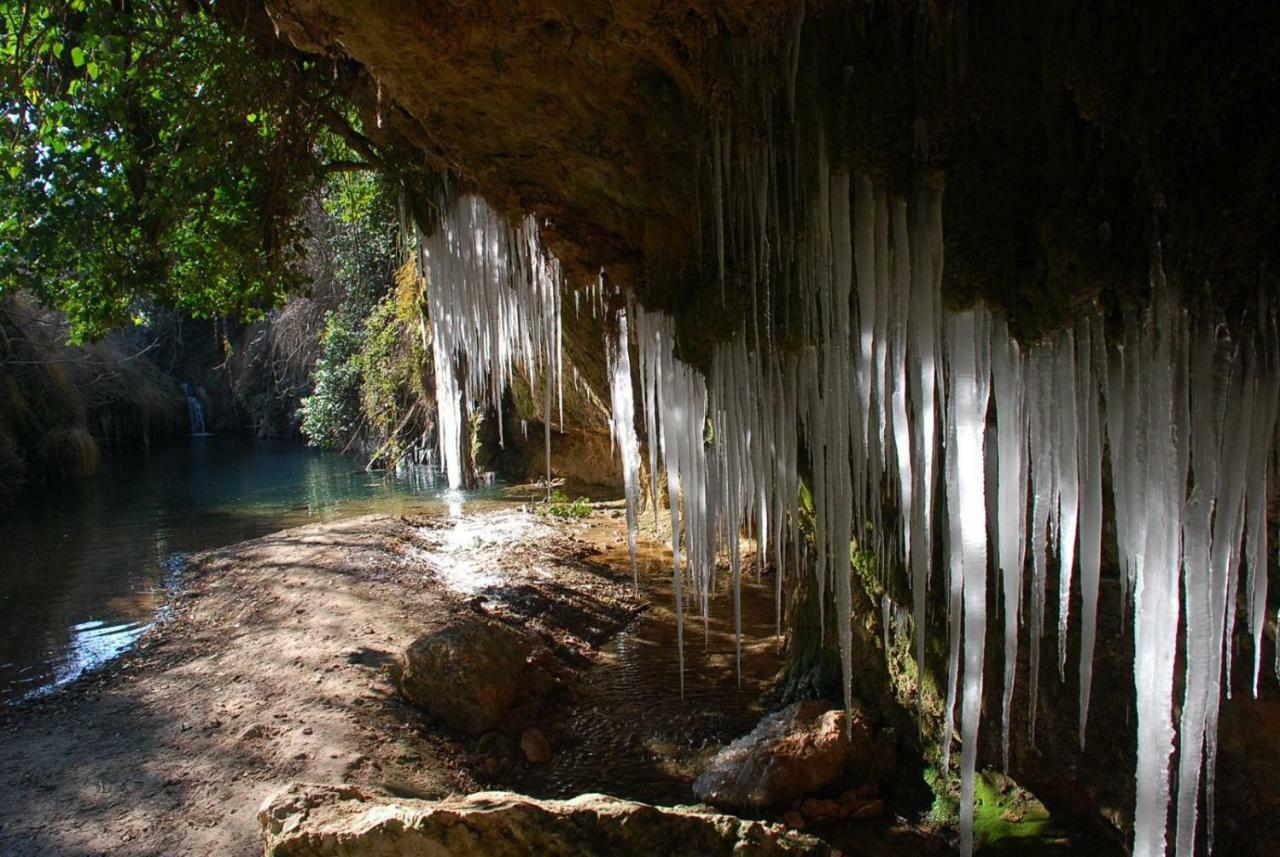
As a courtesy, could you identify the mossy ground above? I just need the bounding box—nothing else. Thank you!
[925,766,1077,853]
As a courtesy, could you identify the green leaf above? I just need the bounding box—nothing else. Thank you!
[0,1,351,339]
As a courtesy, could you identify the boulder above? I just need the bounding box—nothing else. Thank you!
[259,783,835,856]
[399,618,529,735]
[693,700,892,810]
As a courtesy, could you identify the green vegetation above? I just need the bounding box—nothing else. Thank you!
[1,1,423,494]
[926,766,1060,851]
[540,489,593,519]
[298,279,431,463]
[296,171,430,464]
[0,1,378,339]
[297,303,365,451]
[358,282,430,458]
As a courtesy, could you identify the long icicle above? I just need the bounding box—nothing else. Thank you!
[951,308,992,857]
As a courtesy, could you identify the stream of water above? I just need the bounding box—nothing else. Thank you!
[0,434,512,704]
[504,524,785,805]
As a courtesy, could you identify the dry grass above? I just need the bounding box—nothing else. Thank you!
[0,292,185,506]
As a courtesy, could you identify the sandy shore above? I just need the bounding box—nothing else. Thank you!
[0,510,639,856]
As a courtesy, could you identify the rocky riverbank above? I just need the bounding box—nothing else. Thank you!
[0,507,954,856]
[0,509,644,855]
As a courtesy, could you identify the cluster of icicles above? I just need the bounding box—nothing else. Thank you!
[418,191,1277,857]
[417,195,568,492]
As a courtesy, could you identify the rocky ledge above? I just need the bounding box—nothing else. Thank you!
[259,783,836,856]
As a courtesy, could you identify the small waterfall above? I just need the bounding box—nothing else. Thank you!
[182,383,207,435]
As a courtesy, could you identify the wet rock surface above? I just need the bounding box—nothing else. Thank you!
[259,782,836,857]
[399,617,531,735]
[693,700,893,811]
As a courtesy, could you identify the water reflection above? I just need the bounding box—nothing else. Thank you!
[0,434,517,703]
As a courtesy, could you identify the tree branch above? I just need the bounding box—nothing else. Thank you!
[321,160,376,174]
[316,102,386,172]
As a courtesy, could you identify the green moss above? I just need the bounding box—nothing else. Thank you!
[973,773,1052,845]
[927,767,1065,851]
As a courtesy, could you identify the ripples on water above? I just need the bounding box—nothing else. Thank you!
[0,434,516,703]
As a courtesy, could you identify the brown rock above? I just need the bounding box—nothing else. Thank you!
[851,799,885,819]
[399,617,529,736]
[693,700,892,810]
[520,728,553,764]
[798,798,841,822]
[258,783,836,856]
[524,665,558,698]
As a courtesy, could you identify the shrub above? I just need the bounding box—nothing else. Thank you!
[298,309,366,450]
[541,490,592,519]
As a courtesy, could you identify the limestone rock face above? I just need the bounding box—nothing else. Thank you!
[259,783,836,857]
[399,618,529,735]
[254,1,1280,337]
[693,700,892,810]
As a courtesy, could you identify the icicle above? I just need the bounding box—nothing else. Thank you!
[1025,347,1055,743]
[1117,321,1147,623]
[1201,351,1254,854]
[881,593,892,655]
[854,176,877,461]
[543,367,553,498]
[1131,261,1188,857]
[991,319,1027,767]
[941,384,963,776]
[608,308,643,586]
[419,196,565,492]
[635,307,711,698]
[1104,342,1130,627]
[1245,346,1278,698]
[431,338,466,489]
[1173,320,1231,857]
[950,308,992,857]
[909,186,944,707]
[1054,331,1080,680]
[889,199,914,571]
[638,310,662,527]
[656,318,687,698]
[1076,318,1104,748]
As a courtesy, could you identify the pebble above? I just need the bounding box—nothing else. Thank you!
[520,728,553,764]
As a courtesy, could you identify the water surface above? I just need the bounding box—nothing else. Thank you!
[0,434,514,703]
[504,524,785,804]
